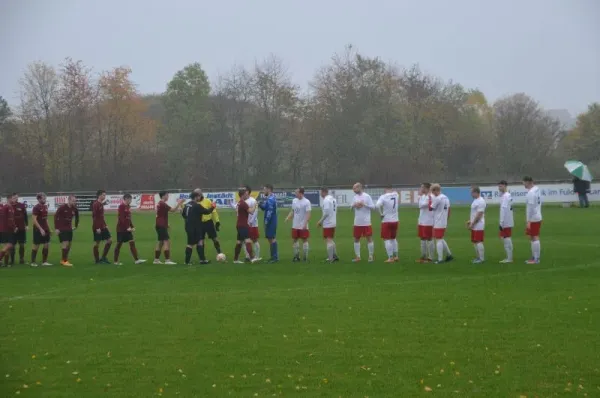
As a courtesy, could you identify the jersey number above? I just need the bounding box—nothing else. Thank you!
[391,197,396,210]
[332,202,336,212]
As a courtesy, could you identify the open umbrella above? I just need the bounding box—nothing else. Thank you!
[564,160,593,181]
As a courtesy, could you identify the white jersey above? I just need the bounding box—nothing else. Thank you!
[320,195,337,228]
[470,197,486,231]
[376,192,399,223]
[292,197,311,229]
[431,193,450,229]
[245,196,258,227]
[352,192,375,226]
[418,194,434,226]
[499,192,514,228]
[526,186,543,222]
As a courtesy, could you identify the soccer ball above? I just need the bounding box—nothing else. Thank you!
[216,253,227,262]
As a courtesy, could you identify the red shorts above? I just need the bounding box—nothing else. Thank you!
[526,221,542,237]
[292,229,309,239]
[249,226,260,240]
[499,227,512,238]
[381,222,399,239]
[353,225,373,239]
[322,227,335,239]
[471,230,484,243]
[418,225,433,240]
[433,228,446,239]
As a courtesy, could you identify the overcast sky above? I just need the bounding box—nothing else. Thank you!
[1,0,599,115]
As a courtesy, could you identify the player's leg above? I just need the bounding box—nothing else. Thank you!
[265,225,278,262]
[114,233,124,264]
[8,234,16,265]
[366,234,374,262]
[500,228,513,263]
[60,232,73,266]
[93,234,101,264]
[101,230,112,263]
[302,233,309,261]
[154,235,163,263]
[41,239,50,266]
[245,238,256,261]
[129,235,145,264]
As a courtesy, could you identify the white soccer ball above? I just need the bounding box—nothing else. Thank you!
[216,253,227,262]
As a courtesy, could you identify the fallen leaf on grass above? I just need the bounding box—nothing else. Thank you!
[31,355,36,359]
[35,381,41,385]
[265,378,271,383]
[76,378,81,383]
[72,371,79,375]
[22,385,29,389]
[424,386,432,392]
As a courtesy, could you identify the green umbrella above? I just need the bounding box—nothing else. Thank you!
[564,160,593,181]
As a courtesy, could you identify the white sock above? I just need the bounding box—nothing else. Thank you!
[332,241,337,257]
[293,242,300,258]
[384,240,393,258]
[254,242,260,258]
[244,245,250,259]
[503,238,513,261]
[436,240,444,262]
[367,241,374,258]
[354,242,361,258]
[427,240,435,260]
[392,240,398,257]
[442,240,451,256]
[532,240,541,260]
[420,240,427,258]
[303,242,309,259]
[476,242,484,260]
[326,242,335,260]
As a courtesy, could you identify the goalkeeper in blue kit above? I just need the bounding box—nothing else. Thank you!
[258,184,279,263]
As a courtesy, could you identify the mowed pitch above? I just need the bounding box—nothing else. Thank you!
[1,206,599,397]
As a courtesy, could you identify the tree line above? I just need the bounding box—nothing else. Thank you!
[1,46,598,193]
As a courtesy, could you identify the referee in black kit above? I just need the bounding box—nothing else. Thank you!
[182,191,216,265]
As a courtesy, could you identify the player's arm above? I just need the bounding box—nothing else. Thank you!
[92,202,102,232]
[318,203,330,226]
[32,209,43,233]
[285,207,293,222]
[53,209,60,232]
[197,202,215,215]
[499,198,507,228]
[364,195,376,210]
[264,198,274,225]
[248,202,257,214]
[74,208,79,229]
[303,204,311,229]
[24,207,29,227]
[470,204,485,229]
[376,197,384,217]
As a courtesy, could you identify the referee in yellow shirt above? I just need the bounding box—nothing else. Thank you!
[197,190,222,256]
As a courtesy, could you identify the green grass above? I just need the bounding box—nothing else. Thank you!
[1,206,600,397]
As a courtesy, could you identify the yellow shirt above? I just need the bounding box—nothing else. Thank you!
[199,198,219,223]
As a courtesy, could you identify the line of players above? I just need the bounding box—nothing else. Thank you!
[0,176,543,267]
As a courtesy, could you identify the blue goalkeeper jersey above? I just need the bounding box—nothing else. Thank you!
[259,193,277,227]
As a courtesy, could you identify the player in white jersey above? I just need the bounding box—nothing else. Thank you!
[376,185,399,262]
[416,182,435,263]
[467,186,486,264]
[243,186,261,262]
[317,187,339,263]
[430,184,454,264]
[285,187,312,262]
[498,180,514,263]
[523,176,542,264]
[351,182,375,262]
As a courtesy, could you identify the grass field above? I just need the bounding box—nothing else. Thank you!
[1,205,599,397]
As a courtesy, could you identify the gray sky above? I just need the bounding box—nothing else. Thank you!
[1,0,599,115]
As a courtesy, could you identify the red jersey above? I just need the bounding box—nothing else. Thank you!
[92,200,107,230]
[236,200,250,228]
[155,201,171,228]
[54,204,79,232]
[13,202,28,230]
[32,203,50,232]
[0,204,16,232]
[117,203,134,232]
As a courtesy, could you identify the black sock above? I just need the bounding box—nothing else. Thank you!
[185,247,192,264]
[213,240,221,254]
[196,245,205,261]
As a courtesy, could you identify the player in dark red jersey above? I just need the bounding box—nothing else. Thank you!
[114,194,146,265]
[154,191,184,265]
[31,193,52,267]
[233,189,259,263]
[92,190,112,264]
[54,195,79,267]
[9,193,28,265]
[0,194,17,266]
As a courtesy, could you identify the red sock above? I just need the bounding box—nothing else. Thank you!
[19,245,25,262]
[245,242,254,258]
[234,243,242,261]
[102,242,112,258]
[93,246,100,262]
[154,250,160,260]
[164,250,170,260]
[129,242,138,261]
[62,248,68,262]
[114,242,122,262]
[42,248,49,263]
[31,250,38,263]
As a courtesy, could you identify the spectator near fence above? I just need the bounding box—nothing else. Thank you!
[573,177,590,208]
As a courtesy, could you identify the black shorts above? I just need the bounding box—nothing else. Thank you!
[13,229,27,244]
[33,229,51,245]
[156,226,170,241]
[201,221,217,240]
[58,231,73,243]
[0,232,14,244]
[186,227,201,246]
[236,226,250,241]
[117,232,134,243]
[93,228,111,242]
